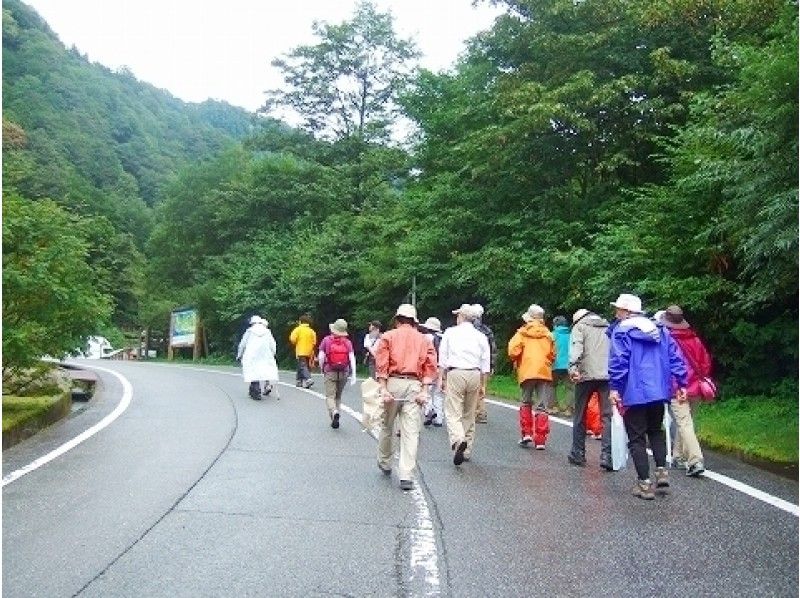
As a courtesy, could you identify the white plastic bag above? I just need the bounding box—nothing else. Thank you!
[611,404,629,471]
[663,406,673,468]
[360,378,383,431]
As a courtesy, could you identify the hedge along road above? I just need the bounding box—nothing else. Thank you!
[2,361,797,597]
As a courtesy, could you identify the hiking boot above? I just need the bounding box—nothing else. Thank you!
[399,479,414,491]
[378,463,391,476]
[331,412,340,429]
[672,457,687,470]
[600,460,614,472]
[567,454,586,467]
[686,461,705,477]
[518,435,533,447]
[453,440,468,465]
[423,412,435,427]
[655,467,670,489]
[535,444,546,450]
[476,414,488,424]
[632,479,655,500]
[263,384,272,396]
[303,379,314,389]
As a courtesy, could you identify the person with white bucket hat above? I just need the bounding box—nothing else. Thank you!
[507,304,555,449]
[608,293,688,500]
[419,316,445,427]
[374,303,438,491]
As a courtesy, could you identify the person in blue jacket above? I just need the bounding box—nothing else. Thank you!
[607,293,687,501]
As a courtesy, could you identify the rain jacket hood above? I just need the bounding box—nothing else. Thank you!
[508,320,555,383]
[608,317,687,407]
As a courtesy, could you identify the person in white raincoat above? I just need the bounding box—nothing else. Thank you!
[237,316,279,400]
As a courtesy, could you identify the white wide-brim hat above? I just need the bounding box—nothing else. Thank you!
[610,293,644,313]
[395,303,418,322]
[420,317,442,333]
[521,304,544,323]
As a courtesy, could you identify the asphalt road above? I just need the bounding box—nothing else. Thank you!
[3,360,798,597]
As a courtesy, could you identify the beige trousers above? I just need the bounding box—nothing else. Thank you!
[445,369,481,455]
[377,377,423,481]
[671,398,704,466]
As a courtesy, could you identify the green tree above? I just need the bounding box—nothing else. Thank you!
[2,192,112,371]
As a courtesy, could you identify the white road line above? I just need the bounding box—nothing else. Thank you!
[2,364,133,487]
[486,398,799,517]
[162,365,442,594]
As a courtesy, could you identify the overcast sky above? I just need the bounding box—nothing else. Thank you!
[23,0,504,113]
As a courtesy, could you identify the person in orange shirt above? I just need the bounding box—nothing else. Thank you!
[374,303,438,491]
[508,304,556,449]
[289,314,317,388]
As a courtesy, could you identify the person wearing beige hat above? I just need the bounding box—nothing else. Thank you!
[439,304,491,465]
[471,304,496,424]
[508,304,555,449]
[661,304,713,477]
[419,317,445,427]
[374,304,438,490]
[567,308,612,470]
[317,318,357,429]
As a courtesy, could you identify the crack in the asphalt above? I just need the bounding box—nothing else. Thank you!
[415,467,452,597]
[71,381,240,597]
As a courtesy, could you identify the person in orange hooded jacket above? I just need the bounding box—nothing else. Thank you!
[508,304,555,449]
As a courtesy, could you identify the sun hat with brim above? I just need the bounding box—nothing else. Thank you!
[395,303,418,322]
[610,293,644,314]
[572,308,590,324]
[471,304,485,318]
[420,317,442,333]
[664,305,690,329]
[329,318,349,336]
[451,303,473,315]
[521,304,545,323]
[249,315,262,325]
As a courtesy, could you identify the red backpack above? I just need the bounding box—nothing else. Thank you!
[326,336,350,371]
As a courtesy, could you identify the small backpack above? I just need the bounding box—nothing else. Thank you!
[326,336,350,371]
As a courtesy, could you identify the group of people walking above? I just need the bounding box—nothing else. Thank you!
[238,292,714,500]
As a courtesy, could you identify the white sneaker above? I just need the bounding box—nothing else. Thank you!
[519,436,533,447]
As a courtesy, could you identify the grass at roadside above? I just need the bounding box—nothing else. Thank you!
[693,396,798,464]
[2,395,63,432]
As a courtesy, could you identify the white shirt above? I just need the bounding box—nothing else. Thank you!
[439,321,490,373]
[363,333,380,356]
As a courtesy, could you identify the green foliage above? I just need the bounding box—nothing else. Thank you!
[263,0,419,143]
[2,192,112,370]
[694,394,798,463]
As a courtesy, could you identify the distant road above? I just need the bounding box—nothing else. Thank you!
[3,360,797,597]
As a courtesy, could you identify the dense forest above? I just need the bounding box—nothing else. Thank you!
[3,0,797,401]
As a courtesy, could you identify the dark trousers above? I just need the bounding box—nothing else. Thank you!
[296,356,310,382]
[622,402,667,481]
[570,380,611,463]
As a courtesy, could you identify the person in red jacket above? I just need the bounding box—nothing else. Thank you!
[662,305,713,477]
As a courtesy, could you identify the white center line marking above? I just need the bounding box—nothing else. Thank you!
[2,364,133,487]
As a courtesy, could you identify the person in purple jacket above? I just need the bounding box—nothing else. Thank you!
[607,293,688,501]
